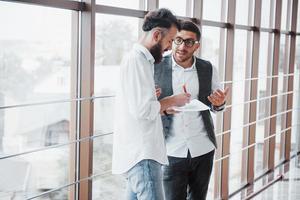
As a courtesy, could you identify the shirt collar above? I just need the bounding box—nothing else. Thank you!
[171,54,196,71]
[133,43,155,64]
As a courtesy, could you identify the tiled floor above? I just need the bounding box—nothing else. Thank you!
[230,155,300,200]
[253,157,300,200]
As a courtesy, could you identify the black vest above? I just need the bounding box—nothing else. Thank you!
[154,55,217,148]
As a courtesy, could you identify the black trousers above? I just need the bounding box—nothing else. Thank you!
[162,150,215,200]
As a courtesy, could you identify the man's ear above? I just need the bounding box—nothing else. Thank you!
[194,43,201,55]
[194,43,200,51]
[152,30,162,42]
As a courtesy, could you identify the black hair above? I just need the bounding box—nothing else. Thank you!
[179,20,201,41]
[142,8,180,32]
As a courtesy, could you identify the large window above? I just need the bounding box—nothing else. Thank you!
[96,0,143,10]
[158,0,187,16]
[229,30,249,193]
[255,32,274,177]
[281,0,289,30]
[298,1,300,32]
[202,0,224,22]
[235,0,252,25]
[0,2,73,199]
[261,0,272,28]
[291,37,300,155]
[201,26,224,71]
[275,34,290,165]
[92,14,139,198]
[200,25,226,199]
[0,2,71,106]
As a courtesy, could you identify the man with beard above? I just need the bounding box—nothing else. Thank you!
[112,8,191,200]
[154,20,229,200]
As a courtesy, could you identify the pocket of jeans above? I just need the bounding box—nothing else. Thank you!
[126,161,143,178]
[162,166,173,180]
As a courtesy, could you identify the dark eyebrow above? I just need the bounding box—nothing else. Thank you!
[176,36,196,41]
[185,38,196,41]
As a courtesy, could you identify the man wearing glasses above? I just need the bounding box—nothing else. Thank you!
[154,20,229,200]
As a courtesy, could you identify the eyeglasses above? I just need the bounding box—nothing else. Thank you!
[173,37,199,47]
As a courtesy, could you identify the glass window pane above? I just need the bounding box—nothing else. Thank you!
[0,103,70,155]
[236,0,250,25]
[201,27,225,197]
[94,14,139,134]
[92,134,125,199]
[291,59,299,154]
[94,98,115,133]
[261,0,271,28]
[29,185,72,200]
[255,32,273,177]
[269,0,276,28]
[298,2,300,32]
[159,0,187,17]
[95,14,139,96]
[0,146,70,199]
[229,30,249,193]
[202,0,224,22]
[274,89,283,163]
[201,26,224,72]
[94,14,139,198]
[229,151,243,193]
[96,0,143,10]
[0,2,72,107]
[281,0,288,30]
[292,37,300,154]
[275,34,289,165]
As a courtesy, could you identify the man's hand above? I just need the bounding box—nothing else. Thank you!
[172,93,191,106]
[159,93,191,114]
[165,107,180,115]
[207,87,229,107]
[155,87,162,98]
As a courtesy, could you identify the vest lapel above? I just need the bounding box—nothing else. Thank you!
[159,55,173,98]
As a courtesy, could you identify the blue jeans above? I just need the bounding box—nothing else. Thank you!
[162,150,215,200]
[125,159,164,200]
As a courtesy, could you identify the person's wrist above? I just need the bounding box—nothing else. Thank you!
[213,102,225,111]
[163,110,169,116]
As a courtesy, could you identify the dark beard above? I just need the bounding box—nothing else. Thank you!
[150,41,163,64]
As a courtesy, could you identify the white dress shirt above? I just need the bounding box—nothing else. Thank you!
[112,43,168,174]
[166,56,222,158]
